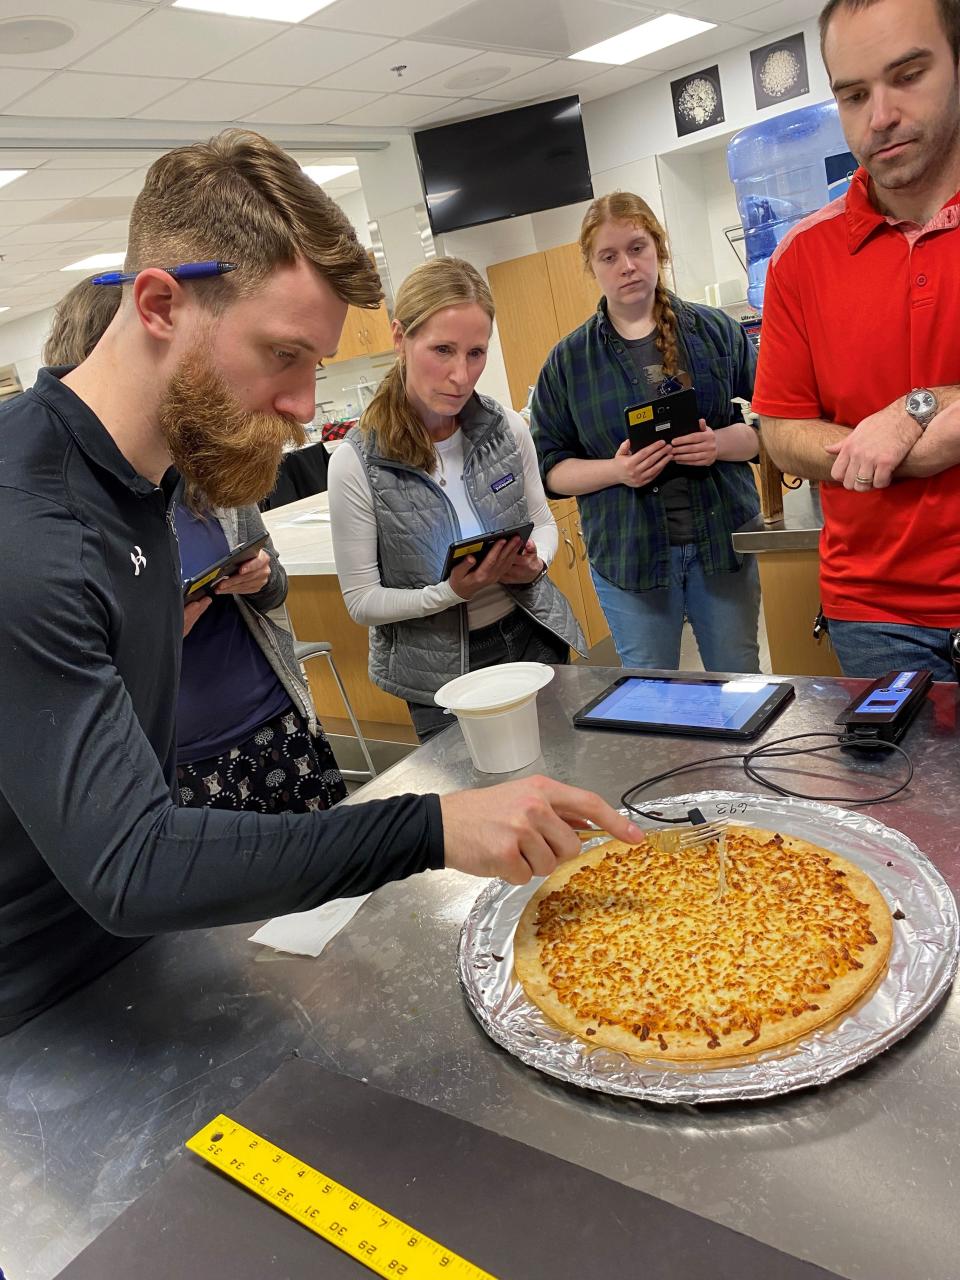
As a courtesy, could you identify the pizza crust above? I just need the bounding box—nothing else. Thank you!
[514,826,892,1063]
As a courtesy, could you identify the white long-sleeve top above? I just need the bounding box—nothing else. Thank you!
[328,409,559,632]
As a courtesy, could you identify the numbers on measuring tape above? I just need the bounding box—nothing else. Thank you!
[186,1116,499,1280]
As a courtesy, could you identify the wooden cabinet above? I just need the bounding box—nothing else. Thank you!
[487,241,600,411]
[547,497,610,655]
[327,299,393,365]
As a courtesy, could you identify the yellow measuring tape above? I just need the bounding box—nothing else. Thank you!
[186,1115,498,1280]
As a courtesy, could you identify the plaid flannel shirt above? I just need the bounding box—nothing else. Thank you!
[531,295,759,592]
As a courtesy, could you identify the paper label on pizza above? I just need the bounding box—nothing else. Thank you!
[514,825,892,1061]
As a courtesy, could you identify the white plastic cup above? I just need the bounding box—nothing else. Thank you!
[434,662,555,774]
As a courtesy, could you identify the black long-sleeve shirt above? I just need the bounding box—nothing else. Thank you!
[0,370,443,1035]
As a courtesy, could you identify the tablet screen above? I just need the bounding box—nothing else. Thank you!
[580,677,782,733]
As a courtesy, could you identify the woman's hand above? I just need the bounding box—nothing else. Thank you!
[671,419,718,467]
[499,539,544,585]
[214,550,272,596]
[183,595,211,637]
[613,437,672,488]
[449,537,525,599]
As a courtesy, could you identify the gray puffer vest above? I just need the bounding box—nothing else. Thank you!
[347,395,585,704]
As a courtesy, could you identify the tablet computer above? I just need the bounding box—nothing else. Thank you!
[441,521,534,580]
[182,533,269,602]
[572,674,794,740]
[625,387,700,453]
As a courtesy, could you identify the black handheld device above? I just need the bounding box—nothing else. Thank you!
[625,387,700,453]
[440,522,534,580]
[182,533,269,602]
[835,669,933,747]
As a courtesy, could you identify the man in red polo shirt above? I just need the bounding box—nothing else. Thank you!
[753,0,960,679]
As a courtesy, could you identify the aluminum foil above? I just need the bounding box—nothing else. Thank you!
[457,790,959,1104]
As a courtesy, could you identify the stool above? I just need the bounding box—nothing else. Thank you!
[294,640,378,784]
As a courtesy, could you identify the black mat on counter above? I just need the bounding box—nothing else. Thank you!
[58,1056,842,1280]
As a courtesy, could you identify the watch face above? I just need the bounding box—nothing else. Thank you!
[908,389,936,415]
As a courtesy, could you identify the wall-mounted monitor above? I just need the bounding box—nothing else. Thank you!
[414,95,594,236]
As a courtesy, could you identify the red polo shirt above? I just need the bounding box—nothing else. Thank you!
[752,168,960,626]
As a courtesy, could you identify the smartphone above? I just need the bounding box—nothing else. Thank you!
[440,522,534,580]
[182,533,269,602]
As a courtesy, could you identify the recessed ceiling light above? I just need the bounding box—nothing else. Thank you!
[301,164,359,184]
[570,14,716,66]
[61,252,126,272]
[0,18,75,54]
[172,0,337,20]
[0,170,27,191]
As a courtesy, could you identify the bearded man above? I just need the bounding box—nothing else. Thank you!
[0,130,639,1035]
[753,0,960,679]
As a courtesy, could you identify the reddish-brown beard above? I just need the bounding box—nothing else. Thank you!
[158,350,307,509]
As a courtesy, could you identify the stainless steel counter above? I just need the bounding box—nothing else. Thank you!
[2,667,958,1280]
[733,481,825,553]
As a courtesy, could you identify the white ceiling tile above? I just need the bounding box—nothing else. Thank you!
[135,78,288,120]
[3,220,111,244]
[406,50,550,97]
[480,58,602,102]
[0,67,54,110]
[0,0,145,69]
[0,199,67,227]
[676,0,774,21]
[85,168,149,198]
[742,0,824,34]
[572,64,658,100]
[47,149,166,168]
[332,92,458,126]
[208,25,393,88]
[411,97,501,126]
[0,165,131,201]
[303,0,477,39]
[9,70,186,118]
[86,217,133,240]
[415,0,661,59]
[319,39,477,93]
[626,21,762,72]
[73,8,286,79]
[246,85,383,124]
[0,150,52,167]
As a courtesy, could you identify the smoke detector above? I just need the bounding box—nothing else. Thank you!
[443,65,512,93]
[0,18,75,54]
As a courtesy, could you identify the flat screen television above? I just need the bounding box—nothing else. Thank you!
[414,96,594,236]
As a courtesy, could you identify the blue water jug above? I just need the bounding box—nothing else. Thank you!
[727,99,856,309]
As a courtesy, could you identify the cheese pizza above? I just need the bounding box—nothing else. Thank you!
[514,825,892,1061]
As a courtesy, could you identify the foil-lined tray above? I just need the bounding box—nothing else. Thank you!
[457,791,959,1104]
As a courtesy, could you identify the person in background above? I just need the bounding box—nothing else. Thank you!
[531,192,762,674]
[44,278,345,814]
[0,130,641,1036]
[754,0,960,679]
[328,257,584,743]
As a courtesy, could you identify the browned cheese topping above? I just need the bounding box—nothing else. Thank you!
[533,833,880,1050]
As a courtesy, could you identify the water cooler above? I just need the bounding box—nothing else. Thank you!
[727,99,856,311]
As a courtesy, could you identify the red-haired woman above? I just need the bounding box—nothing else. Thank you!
[531,192,762,673]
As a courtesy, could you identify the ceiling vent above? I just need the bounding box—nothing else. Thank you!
[0,18,75,54]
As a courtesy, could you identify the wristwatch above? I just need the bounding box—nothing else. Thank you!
[905,387,938,430]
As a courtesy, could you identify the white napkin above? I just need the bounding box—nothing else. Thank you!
[249,895,370,957]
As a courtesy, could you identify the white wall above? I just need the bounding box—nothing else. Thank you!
[2,307,56,391]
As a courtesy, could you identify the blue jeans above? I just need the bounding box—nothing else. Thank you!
[591,546,761,673]
[826,619,958,682]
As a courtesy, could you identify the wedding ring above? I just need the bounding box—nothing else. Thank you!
[855,475,873,486]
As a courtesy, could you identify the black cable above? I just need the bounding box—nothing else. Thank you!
[620,731,913,820]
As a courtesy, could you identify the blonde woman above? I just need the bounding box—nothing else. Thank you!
[532,192,762,673]
[329,257,583,742]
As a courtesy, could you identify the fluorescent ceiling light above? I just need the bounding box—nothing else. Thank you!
[0,306,9,314]
[0,169,27,191]
[301,164,359,184]
[61,252,126,272]
[570,14,715,65]
[172,0,337,20]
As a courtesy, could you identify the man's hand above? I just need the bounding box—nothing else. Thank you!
[824,398,922,490]
[214,549,272,595]
[613,437,672,488]
[449,537,525,599]
[439,775,644,884]
[499,539,544,585]
[182,595,212,637]
[670,419,718,467]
